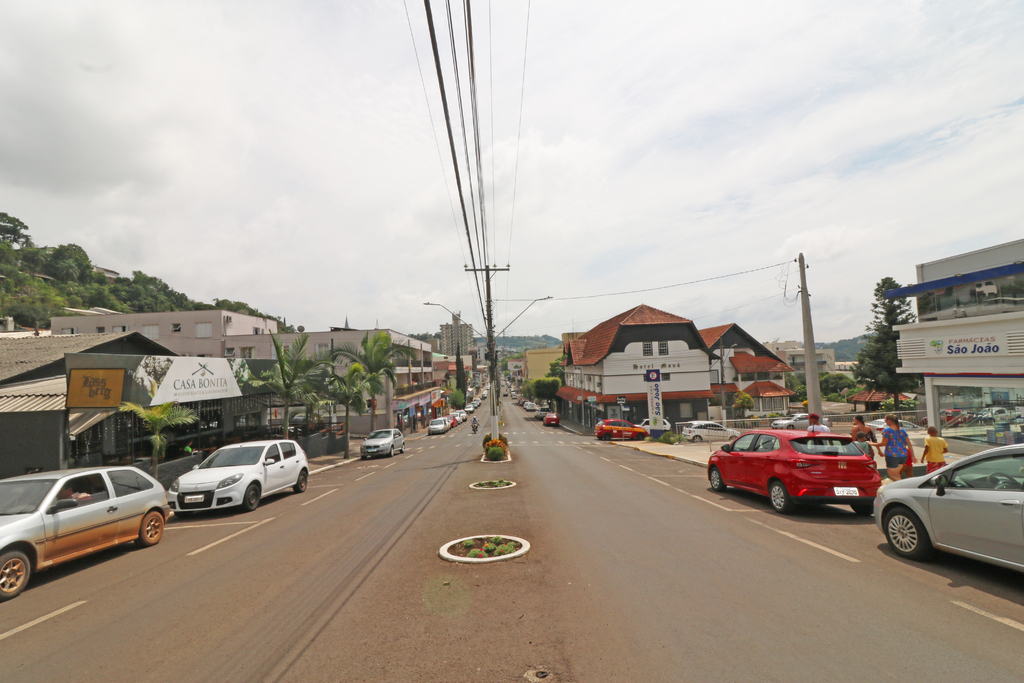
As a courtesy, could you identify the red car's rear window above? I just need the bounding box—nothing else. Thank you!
[789,437,863,457]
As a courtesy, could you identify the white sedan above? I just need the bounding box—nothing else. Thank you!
[679,421,741,442]
[867,419,923,432]
[428,418,449,435]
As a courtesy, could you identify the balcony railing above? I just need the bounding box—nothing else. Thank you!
[395,381,434,398]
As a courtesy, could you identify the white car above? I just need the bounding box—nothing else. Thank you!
[637,418,673,433]
[523,402,537,412]
[428,418,449,434]
[770,414,833,430]
[866,419,923,432]
[680,421,741,442]
[466,404,476,414]
[457,410,468,423]
[169,440,308,515]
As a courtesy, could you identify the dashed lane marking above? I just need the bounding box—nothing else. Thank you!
[953,601,1024,633]
[355,472,377,482]
[382,462,396,469]
[0,601,87,642]
[618,464,635,472]
[168,521,260,529]
[301,488,338,506]
[187,517,275,556]
[746,517,860,563]
[405,453,417,459]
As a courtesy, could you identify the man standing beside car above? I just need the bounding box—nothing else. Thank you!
[806,413,830,433]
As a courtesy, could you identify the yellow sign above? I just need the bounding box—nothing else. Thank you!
[67,369,125,408]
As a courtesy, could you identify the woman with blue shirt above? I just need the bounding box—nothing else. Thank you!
[873,413,916,481]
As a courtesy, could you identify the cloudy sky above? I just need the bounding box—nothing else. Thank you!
[2,1,1022,344]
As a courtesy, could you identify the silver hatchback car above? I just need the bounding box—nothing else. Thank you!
[361,429,405,460]
[875,444,1024,571]
[0,467,170,602]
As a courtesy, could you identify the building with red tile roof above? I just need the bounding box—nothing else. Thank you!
[699,323,795,417]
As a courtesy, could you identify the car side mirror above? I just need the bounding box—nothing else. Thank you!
[48,498,78,514]
[720,443,732,453]
[265,456,278,465]
[192,465,199,470]
[934,474,948,496]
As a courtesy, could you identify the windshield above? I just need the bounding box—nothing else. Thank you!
[367,430,392,440]
[0,479,56,515]
[198,446,266,468]
[430,419,444,425]
[790,437,862,456]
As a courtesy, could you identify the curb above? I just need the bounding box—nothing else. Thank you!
[609,441,708,470]
[439,534,531,564]
[469,480,518,490]
[309,458,362,475]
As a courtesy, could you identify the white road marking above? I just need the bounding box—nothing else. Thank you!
[187,517,275,556]
[382,462,396,469]
[355,472,377,481]
[648,477,672,487]
[746,518,860,563]
[618,464,635,472]
[405,453,417,459]
[168,521,261,529]
[300,488,338,506]
[952,601,1024,633]
[600,456,612,462]
[0,601,87,642]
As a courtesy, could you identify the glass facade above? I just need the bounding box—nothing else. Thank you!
[934,384,1024,446]
[916,272,1024,321]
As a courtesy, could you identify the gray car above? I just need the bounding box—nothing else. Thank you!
[771,413,833,430]
[0,467,170,602]
[361,429,405,460]
[875,444,1024,572]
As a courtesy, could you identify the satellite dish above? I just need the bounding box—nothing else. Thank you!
[297,325,305,333]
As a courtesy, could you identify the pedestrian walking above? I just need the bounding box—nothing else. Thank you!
[873,414,915,481]
[853,430,874,457]
[922,426,949,473]
[806,413,830,433]
[851,415,874,443]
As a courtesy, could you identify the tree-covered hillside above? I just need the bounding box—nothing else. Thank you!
[816,336,868,362]
[0,212,291,330]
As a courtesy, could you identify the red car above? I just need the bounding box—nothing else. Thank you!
[450,415,458,429]
[544,413,560,427]
[594,419,646,441]
[707,430,880,515]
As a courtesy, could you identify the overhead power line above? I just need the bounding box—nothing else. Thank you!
[497,260,793,302]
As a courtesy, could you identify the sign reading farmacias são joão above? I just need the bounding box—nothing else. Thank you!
[645,369,667,431]
[929,333,1007,357]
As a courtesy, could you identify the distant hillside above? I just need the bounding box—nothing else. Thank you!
[485,334,561,352]
[817,336,868,362]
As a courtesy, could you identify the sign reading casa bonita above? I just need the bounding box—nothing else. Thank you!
[136,357,246,404]
[929,332,1008,357]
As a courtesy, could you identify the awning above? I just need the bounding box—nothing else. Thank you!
[432,398,445,408]
[69,409,116,436]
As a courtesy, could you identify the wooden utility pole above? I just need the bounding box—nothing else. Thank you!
[799,253,823,416]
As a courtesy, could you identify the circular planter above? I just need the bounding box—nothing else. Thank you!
[439,535,530,564]
[479,450,512,463]
[469,480,517,490]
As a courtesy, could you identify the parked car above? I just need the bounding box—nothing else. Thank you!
[169,440,308,515]
[708,430,881,515]
[866,419,923,432]
[681,421,741,442]
[637,418,672,433]
[0,466,170,602]
[428,418,448,435]
[544,413,560,427]
[456,410,468,423]
[875,445,1024,571]
[361,429,405,460]
[534,410,548,420]
[466,404,476,414]
[595,419,647,441]
[523,402,537,411]
[449,415,458,429]
[770,414,833,430]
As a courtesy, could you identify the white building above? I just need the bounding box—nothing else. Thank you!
[700,324,795,417]
[890,238,1024,450]
[439,312,475,356]
[764,341,836,375]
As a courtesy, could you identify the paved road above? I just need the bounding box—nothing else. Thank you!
[3,399,1024,682]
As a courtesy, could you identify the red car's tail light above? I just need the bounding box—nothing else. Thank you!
[863,460,878,470]
[786,458,817,469]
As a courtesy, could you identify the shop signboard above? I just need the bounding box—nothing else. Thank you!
[928,332,1009,357]
[645,369,667,430]
[66,368,125,408]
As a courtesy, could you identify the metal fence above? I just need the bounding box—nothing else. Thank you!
[672,409,928,442]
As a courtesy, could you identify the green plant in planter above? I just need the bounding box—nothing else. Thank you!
[486,447,506,461]
[658,431,677,444]
[490,536,503,544]
[483,543,497,554]
[482,433,509,448]
[462,539,474,548]
[468,548,485,558]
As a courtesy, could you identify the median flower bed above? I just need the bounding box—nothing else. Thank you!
[439,534,530,563]
[481,435,510,462]
[469,479,516,490]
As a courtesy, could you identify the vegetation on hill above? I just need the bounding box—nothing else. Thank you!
[0,212,292,330]
[816,336,868,362]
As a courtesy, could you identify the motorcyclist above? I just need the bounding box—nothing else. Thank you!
[471,417,479,432]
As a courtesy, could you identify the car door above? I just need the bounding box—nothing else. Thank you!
[720,433,759,486]
[42,473,119,565]
[279,442,301,488]
[393,430,404,452]
[928,453,1024,565]
[744,434,781,491]
[263,444,291,492]
[107,469,158,542]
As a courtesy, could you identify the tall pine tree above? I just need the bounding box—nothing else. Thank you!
[854,277,920,409]
[455,341,467,395]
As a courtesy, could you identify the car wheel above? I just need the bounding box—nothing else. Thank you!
[708,466,727,492]
[293,469,308,494]
[400,443,406,454]
[691,435,702,442]
[241,483,261,512]
[850,503,873,516]
[883,506,933,560]
[769,480,795,514]
[360,454,367,460]
[136,510,165,547]
[633,432,643,440]
[388,447,394,458]
[0,550,31,602]
[786,424,795,429]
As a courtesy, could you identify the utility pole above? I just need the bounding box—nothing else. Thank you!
[467,264,509,440]
[799,253,823,416]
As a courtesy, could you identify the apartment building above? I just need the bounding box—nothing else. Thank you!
[50,309,277,357]
[438,312,475,356]
[764,341,836,374]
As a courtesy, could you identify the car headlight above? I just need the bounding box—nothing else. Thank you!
[169,479,179,493]
[217,473,244,489]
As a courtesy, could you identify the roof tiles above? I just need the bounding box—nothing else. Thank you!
[567,305,691,367]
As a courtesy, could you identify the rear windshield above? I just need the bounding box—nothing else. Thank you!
[790,437,863,456]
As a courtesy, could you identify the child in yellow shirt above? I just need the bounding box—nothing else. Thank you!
[923,426,948,473]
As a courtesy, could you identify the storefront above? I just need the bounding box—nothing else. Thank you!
[391,387,439,431]
[890,239,1024,450]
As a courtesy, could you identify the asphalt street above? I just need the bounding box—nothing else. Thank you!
[3,399,1024,682]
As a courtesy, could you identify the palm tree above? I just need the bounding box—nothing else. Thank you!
[326,363,370,458]
[249,333,333,435]
[333,331,417,432]
[119,401,199,478]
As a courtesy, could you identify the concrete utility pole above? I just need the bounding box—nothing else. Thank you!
[466,264,509,441]
[798,253,823,416]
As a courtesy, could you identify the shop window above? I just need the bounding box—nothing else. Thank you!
[141,324,159,339]
[658,341,669,355]
[195,322,212,338]
[643,342,653,356]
